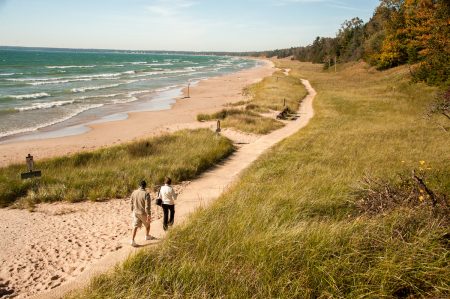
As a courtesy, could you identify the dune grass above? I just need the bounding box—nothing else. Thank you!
[243,69,308,112]
[0,129,234,208]
[69,61,449,298]
[197,108,284,134]
[196,69,307,134]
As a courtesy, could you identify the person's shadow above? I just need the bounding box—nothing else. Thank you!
[133,237,160,248]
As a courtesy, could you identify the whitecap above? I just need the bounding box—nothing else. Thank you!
[112,96,138,104]
[8,93,50,100]
[0,73,21,76]
[0,104,104,139]
[45,65,96,69]
[146,62,173,66]
[76,93,123,101]
[71,83,120,93]
[128,90,153,96]
[15,100,75,112]
[28,78,92,86]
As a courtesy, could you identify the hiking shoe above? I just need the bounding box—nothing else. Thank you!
[145,235,155,241]
[130,240,138,247]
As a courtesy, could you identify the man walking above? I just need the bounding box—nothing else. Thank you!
[130,180,152,247]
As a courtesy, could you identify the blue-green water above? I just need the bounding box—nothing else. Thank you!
[0,48,258,140]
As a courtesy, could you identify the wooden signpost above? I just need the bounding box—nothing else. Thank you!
[216,120,221,134]
[21,154,41,179]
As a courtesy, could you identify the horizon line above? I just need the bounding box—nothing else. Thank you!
[0,45,287,55]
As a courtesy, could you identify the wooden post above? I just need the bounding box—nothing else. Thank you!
[216,120,221,134]
[21,154,41,179]
[283,98,286,107]
[26,154,34,172]
[187,82,191,98]
[334,56,337,73]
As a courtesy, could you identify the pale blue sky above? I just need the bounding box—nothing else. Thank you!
[0,0,380,51]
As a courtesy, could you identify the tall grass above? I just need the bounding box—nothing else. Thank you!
[244,70,308,111]
[70,61,449,298]
[0,129,234,207]
[197,108,284,134]
[196,70,307,135]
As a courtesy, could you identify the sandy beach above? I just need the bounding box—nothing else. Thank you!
[0,59,274,168]
[0,59,276,298]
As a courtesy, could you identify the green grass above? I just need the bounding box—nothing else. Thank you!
[0,129,234,208]
[69,61,449,298]
[197,108,284,134]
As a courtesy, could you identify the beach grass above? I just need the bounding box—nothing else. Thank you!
[243,69,308,111]
[69,61,449,298]
[197,108,284,134]
[196,69,307,134]
[0,129,234,208]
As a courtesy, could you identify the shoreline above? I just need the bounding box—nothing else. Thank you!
[0,59,274,168]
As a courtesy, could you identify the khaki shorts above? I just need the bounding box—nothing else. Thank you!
[132,213,149,228]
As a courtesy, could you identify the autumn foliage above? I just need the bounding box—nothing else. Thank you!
[263,0,450,86]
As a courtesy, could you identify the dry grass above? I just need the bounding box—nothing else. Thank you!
[69,60,449,298]
[244,69,308,111]
[197,108,284,134]
[197,69,307,135]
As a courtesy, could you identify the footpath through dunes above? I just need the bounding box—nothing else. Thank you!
[0,74,315,298]
[66,61,449,299]
[30,79,315,299]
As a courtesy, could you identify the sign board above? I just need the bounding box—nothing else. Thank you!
[21,154,42,179]
[21,171,42,179]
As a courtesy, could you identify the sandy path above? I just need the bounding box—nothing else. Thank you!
[24,78,316,299]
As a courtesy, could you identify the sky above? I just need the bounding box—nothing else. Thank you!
[0,0,380,52]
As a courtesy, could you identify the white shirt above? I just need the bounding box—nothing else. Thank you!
[160,184,177,205]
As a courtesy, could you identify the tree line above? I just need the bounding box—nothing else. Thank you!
[256,0,449,86]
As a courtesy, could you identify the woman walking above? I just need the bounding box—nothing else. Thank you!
[160,177,177,230]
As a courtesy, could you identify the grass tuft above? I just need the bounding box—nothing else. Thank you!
[197,109,284,134]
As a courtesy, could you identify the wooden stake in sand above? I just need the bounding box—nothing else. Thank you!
[216,120,221,134]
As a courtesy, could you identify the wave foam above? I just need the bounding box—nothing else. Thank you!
[112,96,138,104]
[28,78,92,86]
[71,83,120,93]
[0,104,104,139]
[8,93,50,100]
[15,100,75,112]
[46,65,96,69]
[76,93,122,101]
[130,62,147,65]
[0,73,22,76]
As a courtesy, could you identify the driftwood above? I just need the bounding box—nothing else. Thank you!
[412,170,437,206]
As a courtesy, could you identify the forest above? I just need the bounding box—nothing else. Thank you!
[260,0,449,86]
